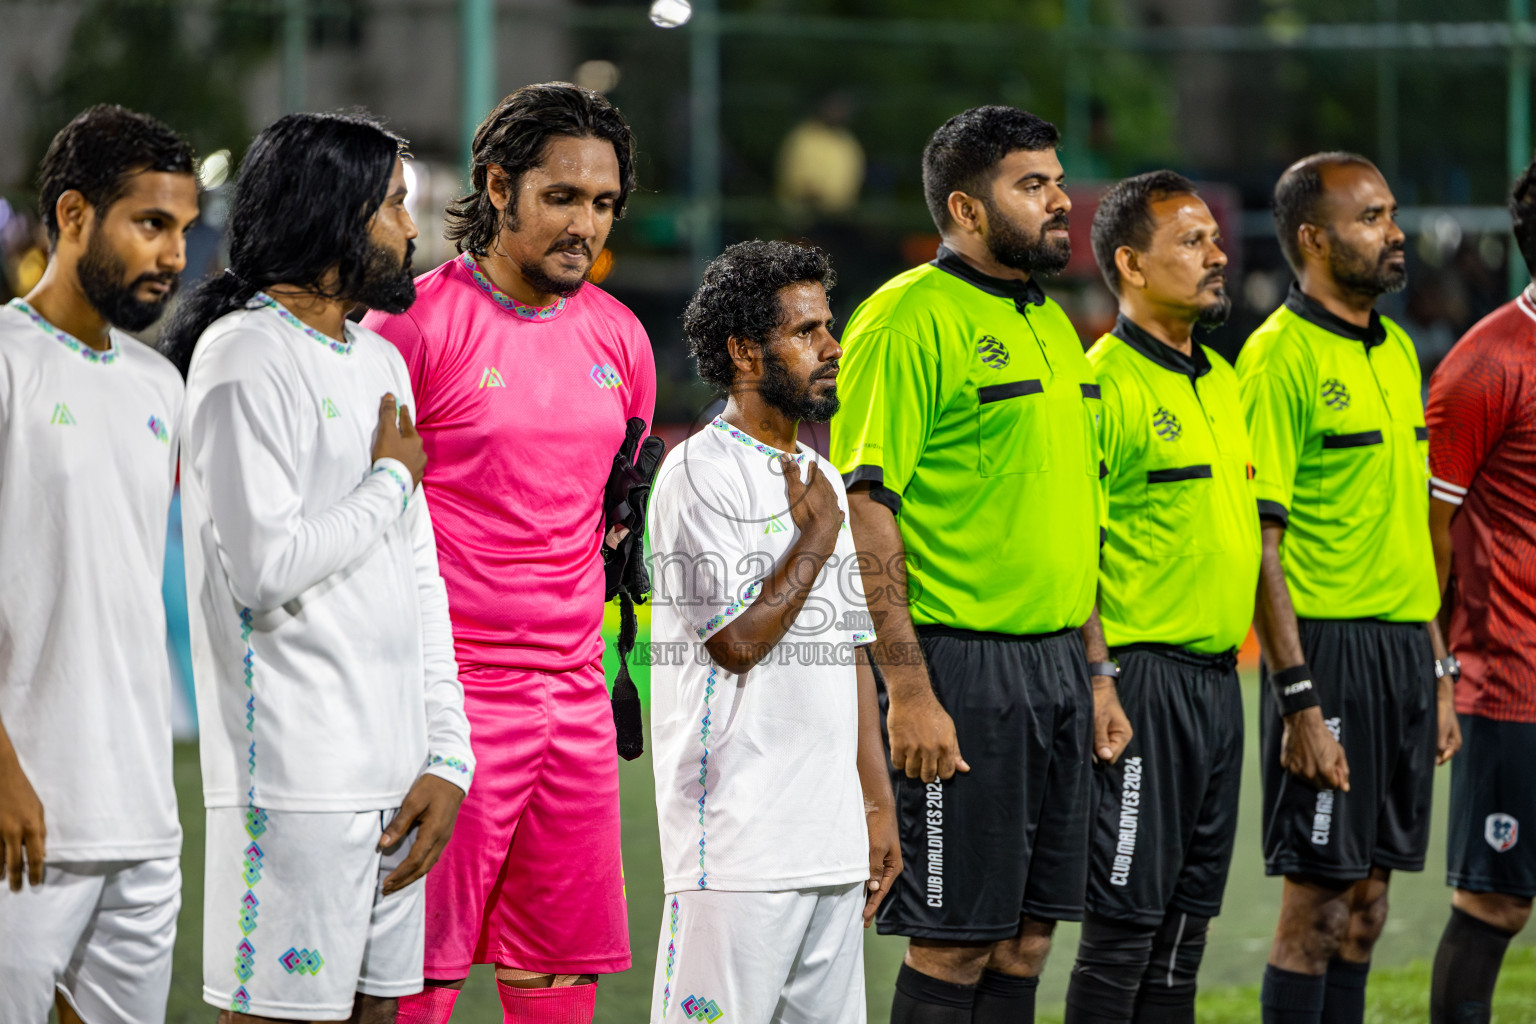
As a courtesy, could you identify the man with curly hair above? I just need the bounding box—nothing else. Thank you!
[361,83,654,1024]
[645,240,899,1024]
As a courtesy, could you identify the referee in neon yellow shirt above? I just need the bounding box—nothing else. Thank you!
[1063,172,1260,1024]
[1241,152,1461,1024]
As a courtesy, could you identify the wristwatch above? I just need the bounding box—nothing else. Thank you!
[1088,661,1121,680]
[1434,655,1462,682]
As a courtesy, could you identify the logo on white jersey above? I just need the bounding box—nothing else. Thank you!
[680,994,723,1022]
[1487,813,1519,853]
[50,402,75,425]
[147,415,169,444]
[321,398,340,419]
[479,366,506,388]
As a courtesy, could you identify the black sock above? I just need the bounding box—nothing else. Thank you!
[1065,912,1159,1024]
[1430,906,1517,1024]
[1260,964,1326,1024]
[972,969,1038,1023]
[1319,957,1369,1024]
[891,963,977,1024]
[1130,911,1209,1024]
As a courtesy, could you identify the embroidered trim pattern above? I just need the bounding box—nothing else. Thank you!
[427,754,471,775]
[252,292,353,356]
[459,252,566,321]
[372,463,411,512]
[232,608,265,1012]
[6,298,119,364]
[708,416,807,464]
[662,895,679,1016]
[695,579,763,641]
[280,947,325,975]
[696,666,717,889]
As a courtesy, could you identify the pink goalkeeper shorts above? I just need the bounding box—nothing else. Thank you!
[422,661,631,978]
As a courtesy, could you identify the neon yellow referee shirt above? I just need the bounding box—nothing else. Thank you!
[830,248,1103,635]
[1236,284,1438,623]
[1090,316,1261,654]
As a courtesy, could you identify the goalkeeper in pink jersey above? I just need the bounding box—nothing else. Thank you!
[362,82,655,1024]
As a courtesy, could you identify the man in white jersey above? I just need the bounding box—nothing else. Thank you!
[160,113,474,1024]
[647,241,900,1024]
[0,104,199,1024]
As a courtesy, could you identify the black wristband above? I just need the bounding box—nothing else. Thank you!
[1270,663,1321,716]
[1088,661,1120,679]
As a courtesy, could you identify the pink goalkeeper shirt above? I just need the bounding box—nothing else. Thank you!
[362,253,656,674]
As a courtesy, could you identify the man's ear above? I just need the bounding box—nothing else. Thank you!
[946,190,986,236]
[1297,222,1327,264]
[53,189,92,247]
[727,335,760,378]
[1114,246,1146,292]
[486,164,511,213]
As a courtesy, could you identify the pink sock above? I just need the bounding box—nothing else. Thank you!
[395,984,461,1024]
[497,982,597,1023]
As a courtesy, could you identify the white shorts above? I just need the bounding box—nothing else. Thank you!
[0,856,181,1024]
[203,806,423,1021]
[649,883,866,1024]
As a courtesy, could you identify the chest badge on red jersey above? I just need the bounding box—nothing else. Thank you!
[590,363,623,389]
[479,366,506,388]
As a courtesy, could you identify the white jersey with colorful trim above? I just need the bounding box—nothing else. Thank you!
[181,297,473,813]
[0,299,183,861]
[647,417,874,894]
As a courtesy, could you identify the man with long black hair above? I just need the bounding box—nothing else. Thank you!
[163,112,474,1024]
[830,105,1131,1024]
[1239,152,1457,1024]
[362,83,654,1024]
[0,103,197,1024]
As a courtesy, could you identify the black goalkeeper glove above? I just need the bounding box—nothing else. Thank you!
[601,418,666,760]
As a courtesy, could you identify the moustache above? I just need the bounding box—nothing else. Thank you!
[1042,213,1069,233]
[402,240,416,272]
[547,240,591,259]
[1379,243,1406,263]
[810,361,840,381]
[1200,270,1227,289]
[132,271,180,298]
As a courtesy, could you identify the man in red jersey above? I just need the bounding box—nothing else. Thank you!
[361,83,655,1024]
[1426,159,1536,1024]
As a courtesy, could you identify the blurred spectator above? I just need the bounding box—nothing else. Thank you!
[776,94,866,216]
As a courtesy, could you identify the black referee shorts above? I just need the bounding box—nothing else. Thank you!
[875,625,1094,941]
[1260,617,1436,882]
[1085,644,1244,926]
[1447,713,1536,899]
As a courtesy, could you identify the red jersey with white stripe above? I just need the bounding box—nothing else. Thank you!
[1426,289,1536,722]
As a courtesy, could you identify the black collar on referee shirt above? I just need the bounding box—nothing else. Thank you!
[1283,281,1387,350]
[1110,314,1212,386]
[932,245,1047,310]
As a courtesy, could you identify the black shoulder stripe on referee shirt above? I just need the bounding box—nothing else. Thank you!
[1321,430,1384,449]
[978,379,1044,404]
[1147,464,1213,484]
[1415,426,1429,441]
[1081,383,1101,399]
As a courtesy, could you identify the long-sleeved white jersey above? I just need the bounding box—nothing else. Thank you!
[182,296,473,811]
[0,299,183,860]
